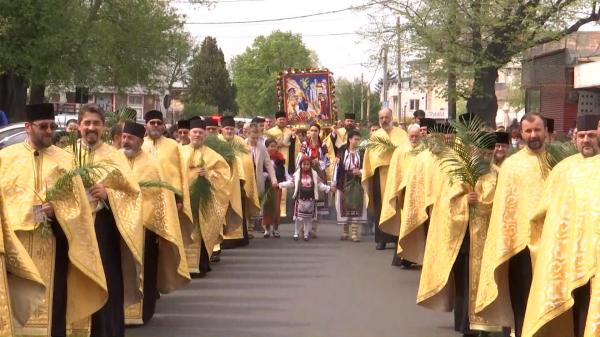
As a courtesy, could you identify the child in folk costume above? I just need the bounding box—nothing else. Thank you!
[279,155,335,241]
[332,130,366,242]
[262,138,288,238]
[295,123,330,238]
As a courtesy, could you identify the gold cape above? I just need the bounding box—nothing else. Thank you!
[238,139,260,218]
[181,144,231,273]
[217,135,244,240]
[361,127,410,217]
[264,126,300,217]
[0,190,47,337]
[417,167,501,332]
[397,149,443,263]
[219,135,260,241]
[78,141,143,307]
[475,147,547,327]
[522,154,600,337]
[124,150,190,324]
[0,142,107,333]
[142,137,194,244]
[379,144,420,236]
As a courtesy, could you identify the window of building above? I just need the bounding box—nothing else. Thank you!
[410,99,420,110]
[526,89,540,113]
[128,95,143,106]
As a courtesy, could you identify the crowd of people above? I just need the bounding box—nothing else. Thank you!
[0,102,597,337]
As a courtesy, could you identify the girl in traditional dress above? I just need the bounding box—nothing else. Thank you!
[262,138,287,238]
[279,155,334,241]
[332,130,366,242]
[295,123,330,238]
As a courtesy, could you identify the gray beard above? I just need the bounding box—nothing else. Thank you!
[123,148,139,158]
[148,130,161,139]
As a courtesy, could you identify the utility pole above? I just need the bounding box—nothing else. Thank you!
[360,73,364,122]
[396,16,402,122]
[352,81,356,114]
[382,45,389,106]
[366,88,371,123]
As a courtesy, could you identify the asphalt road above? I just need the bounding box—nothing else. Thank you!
[127,221,461,337]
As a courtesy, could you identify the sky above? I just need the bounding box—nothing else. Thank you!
[173,0,381,84]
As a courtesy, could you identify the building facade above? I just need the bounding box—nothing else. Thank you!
[522,32,600,134]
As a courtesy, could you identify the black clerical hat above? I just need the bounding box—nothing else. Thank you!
[275,111,287,119]
[177,119,190,130]
[25,103,54,122]
[494,131,510,144]
[419,118,436,132]
[220,116,235,127]
[122,121,146,139]
[144,110,163,122]
[205,116,218,127]
[344,113,356,120]
[576,115,600,131]
[189,117,205,130]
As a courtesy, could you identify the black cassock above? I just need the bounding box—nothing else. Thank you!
[372,168,398,244]
[91,208,125,337]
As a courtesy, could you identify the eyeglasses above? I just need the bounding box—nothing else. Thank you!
[148,120,163,126]
[31,122,58,131]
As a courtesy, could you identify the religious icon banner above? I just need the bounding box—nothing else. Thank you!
[277,68,337,127]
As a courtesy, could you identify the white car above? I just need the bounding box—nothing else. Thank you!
[0,123,26,142]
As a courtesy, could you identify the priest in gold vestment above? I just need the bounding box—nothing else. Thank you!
[522,115,600,337]
[417,131,509,335]
[476,113,549,337]
[141,110,194,249]
[265,111,300,217]
[181,118,231,276]
[362,107,410,250]
[0,103,107,337]
[380,123,422,266]
[0,189,49,337]
[396,124,445,266]
[120,121,190,325]
[77,104,143,337]
[325,113,357,158]
[219,116,260,248]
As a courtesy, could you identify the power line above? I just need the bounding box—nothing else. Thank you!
[214,32,359,39]
[184,4,371,25]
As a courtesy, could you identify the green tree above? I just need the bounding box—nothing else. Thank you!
[364,0,599,126]
[0,0,202,121]
[336,77,381,123]
[188,36,237,115]
[181,101,219,118]
[230,30,317,117]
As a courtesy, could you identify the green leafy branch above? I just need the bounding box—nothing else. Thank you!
[361,135,397,154]
[439,116,496,189]
[260,184,276,211]
[189,157,215,220]
[204,134,247,167]
[138,180,182,196]
[543,141,578,173]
